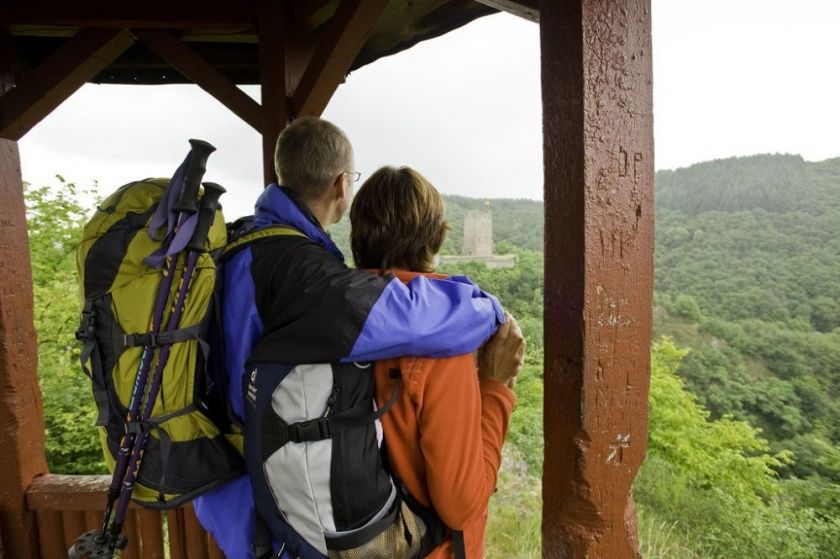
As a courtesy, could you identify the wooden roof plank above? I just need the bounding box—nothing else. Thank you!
[0,28,134,141]
[134,30,263,132]
[0,0,254,30]
[291,0,388,118]
[474,0,539,22]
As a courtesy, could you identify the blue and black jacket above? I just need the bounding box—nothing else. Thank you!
[194,184,504,557]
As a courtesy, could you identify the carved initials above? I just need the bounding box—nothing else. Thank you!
[619,147,643,180]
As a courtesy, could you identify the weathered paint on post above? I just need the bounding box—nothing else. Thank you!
[258,0,290,185]
[0,50,49,558]
[541,0,653,557]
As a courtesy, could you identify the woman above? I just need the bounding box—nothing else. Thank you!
[350,166,523,558]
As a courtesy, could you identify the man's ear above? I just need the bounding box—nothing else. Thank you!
[333,173,347,200]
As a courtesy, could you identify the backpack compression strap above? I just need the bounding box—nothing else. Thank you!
[259,368,403,462]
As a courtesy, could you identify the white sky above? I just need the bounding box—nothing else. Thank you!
[17,0,840,218]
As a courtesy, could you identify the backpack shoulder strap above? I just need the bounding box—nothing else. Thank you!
[221,225,307,261]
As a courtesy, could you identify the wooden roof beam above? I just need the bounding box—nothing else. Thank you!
[0,28,134,141]
[291,0,388,118]
[4,0,347,32]
[474,0,539,22]
[293,0,340,30]
[134,30,263,132]
[0,0,254,30]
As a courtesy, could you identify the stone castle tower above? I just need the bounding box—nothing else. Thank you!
[437,202,516,269]
[463,207,493,257]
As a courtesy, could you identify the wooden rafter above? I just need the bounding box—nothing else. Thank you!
[134,30,263,132]
[0,28,134,141]
[291,0,388,118]
[292,0,340,29]
[474,0,539,22]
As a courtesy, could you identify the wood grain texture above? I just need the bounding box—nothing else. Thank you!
[167,509,188,559]
[60,511,86,551]
[541,0,653,557]
[474,0,539,22]
[0,91,46,556]
[121,511,142,559]
[182,506,209,557]
[26,475,134,512]
[34,510,64,559]
[138,509,165,559]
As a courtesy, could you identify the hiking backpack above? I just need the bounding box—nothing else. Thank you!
[75,148,244,510]
[71,140,254,558]
[242,361,462,559]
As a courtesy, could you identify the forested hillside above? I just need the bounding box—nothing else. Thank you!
[656,154,840,482]
[25,154,840,558]
[647,154,840,557]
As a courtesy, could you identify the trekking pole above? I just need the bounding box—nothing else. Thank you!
[69,140,215,559]
[101,139,215,525]
[104,181,226,555]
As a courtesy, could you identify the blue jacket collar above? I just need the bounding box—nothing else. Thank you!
[254,184,344,261]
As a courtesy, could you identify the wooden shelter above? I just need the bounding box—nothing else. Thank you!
[0,0,653,557]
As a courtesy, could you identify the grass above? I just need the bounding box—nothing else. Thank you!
[637,514,701,559]
[486,447,541,558]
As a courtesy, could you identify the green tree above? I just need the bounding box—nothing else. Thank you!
[26,178,105,474]
[635,339,840,558]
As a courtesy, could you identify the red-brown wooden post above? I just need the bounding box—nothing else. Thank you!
[541,0,653,557]
[0,35,49,558]
[258,0,290,185]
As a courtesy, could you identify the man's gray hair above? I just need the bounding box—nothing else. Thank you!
[274,117,353,200]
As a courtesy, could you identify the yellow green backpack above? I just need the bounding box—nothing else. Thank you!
[74,141,243,520]
[71,141,309,558]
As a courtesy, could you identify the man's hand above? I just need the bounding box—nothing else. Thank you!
[478,311,526,389]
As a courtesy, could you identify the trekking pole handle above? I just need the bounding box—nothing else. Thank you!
[175,139,216,214]
[186,182,226,252]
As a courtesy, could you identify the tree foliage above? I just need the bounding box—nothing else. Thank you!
[26,179,106,474]
[635,340,840,558]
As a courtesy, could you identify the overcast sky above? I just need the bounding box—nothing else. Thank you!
[17,0,840,218]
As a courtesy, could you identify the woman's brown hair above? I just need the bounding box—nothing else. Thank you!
[350,166,449,272]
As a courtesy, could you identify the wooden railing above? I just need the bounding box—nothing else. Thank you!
[26,475,224,559]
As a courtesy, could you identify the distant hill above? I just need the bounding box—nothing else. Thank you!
[655,154,840,332]
[331,154,840,266]
[653,154,840,482]
[656,153,840,215]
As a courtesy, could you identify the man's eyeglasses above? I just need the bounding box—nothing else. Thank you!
[344,171,362,183]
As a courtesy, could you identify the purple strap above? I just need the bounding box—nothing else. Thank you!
[144,152,200,268]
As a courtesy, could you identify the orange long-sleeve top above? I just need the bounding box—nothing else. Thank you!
[373,270,516,559]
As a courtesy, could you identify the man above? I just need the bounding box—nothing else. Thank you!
[194,118,524,558]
